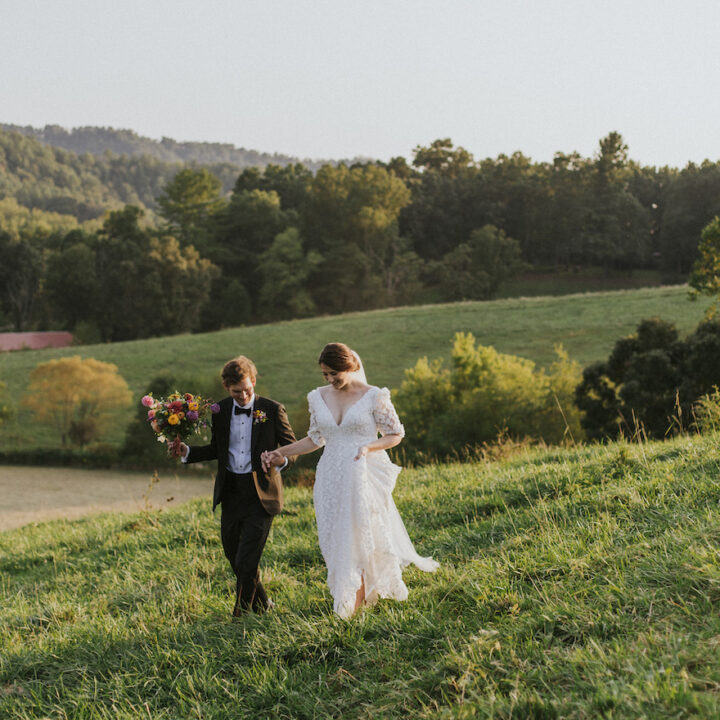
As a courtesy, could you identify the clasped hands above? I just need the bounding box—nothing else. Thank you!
[261,449,285,472]
[260,444,369,470]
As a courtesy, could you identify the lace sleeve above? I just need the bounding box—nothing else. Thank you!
[373,387,405,437]
[307,391,326,447]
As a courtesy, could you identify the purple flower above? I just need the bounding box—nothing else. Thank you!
[210,403,220,414]
[186,410,199,422]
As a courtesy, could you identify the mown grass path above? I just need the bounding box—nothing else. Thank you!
[0,285,711,448]
[2,433,720,718]
[0,466,212,532]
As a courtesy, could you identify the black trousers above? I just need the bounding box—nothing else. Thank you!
[220,471,273,612]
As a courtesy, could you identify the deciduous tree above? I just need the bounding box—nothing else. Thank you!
[25,356,132,446]
[156,168,226,248]
[689,216,720,304]
[0,231,42,331]
[301,164,412,312]
[258,227,322,320]
[439,225,524,300]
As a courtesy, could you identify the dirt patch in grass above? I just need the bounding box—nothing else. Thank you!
[0,466,214,532]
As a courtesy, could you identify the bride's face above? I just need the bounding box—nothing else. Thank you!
[320,362,350,390]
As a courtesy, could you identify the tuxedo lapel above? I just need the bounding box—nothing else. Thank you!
[251,396,264,455]
[219,397,233,451]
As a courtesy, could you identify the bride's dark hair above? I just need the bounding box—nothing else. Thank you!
[318,343,361,372]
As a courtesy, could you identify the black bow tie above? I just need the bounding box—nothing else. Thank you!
[234,406,251,416]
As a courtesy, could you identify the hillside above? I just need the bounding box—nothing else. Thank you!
[1,123,355,173]
[0,124,358,230]
[0,285,712,451]
[0,126,240,223]
[2,433,720,717]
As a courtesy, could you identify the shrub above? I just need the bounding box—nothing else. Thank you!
[680,319,720,400]
[394,332,583,460]
[694,389,720,433]
[0,380,13,427]
[576,317,720,439]
[438,225,524,301]
[24,356,132,447]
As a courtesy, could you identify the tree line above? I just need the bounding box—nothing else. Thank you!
[1,123,351,172]
[1,130,720,337]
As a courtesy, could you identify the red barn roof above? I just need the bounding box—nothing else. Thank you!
[0,332,74,352]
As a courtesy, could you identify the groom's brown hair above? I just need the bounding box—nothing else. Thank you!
[221,355,257,385]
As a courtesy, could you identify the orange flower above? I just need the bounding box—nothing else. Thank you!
[168,414,180,425]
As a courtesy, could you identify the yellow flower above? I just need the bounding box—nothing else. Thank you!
[168,413,180,425]
[188,402,199,411]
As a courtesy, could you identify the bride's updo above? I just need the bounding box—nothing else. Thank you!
[318,342,361,372]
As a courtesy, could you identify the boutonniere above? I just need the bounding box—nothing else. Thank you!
[253,409,268,425]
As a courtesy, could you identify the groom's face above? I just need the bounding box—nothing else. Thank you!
[225,376,255,406]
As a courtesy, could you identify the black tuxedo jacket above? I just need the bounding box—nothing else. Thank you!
[186,395,296,514]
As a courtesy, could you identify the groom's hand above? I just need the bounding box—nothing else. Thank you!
[261,449,284,471]
[168,439,188,459]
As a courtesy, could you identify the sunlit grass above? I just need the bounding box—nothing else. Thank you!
[3,433,720,717]
[0,285,711,450]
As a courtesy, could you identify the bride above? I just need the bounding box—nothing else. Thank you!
[262,342,439,618]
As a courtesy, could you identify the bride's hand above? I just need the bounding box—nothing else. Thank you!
[262,449,284,471]
[354,445,369,461]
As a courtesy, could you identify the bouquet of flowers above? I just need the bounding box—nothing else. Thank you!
[141,392,220,456]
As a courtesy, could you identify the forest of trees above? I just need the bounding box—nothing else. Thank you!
[1,126,720,339]
[1,123,356,173]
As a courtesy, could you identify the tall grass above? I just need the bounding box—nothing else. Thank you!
[0,286,711,450]
[3,433,720,718]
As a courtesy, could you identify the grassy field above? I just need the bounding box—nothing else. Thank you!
[2,433,720,718]
[0,285,711,449]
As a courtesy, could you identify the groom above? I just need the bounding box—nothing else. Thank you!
[177,355,296,616]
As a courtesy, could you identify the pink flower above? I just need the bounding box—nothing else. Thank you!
[141,395,154,407]
[147,409,156,419]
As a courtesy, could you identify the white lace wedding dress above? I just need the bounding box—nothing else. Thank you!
[307,385,439,618]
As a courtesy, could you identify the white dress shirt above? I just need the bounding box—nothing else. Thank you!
[227,397,254,473]
[182,394,288,470]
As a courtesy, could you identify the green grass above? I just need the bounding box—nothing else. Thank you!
[3,433,720,718]
[0,285,711,449]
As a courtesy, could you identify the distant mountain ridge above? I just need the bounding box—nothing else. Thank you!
[0,123,371,228]
[1,123,364,172]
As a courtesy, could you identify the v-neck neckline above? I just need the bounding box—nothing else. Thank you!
[318,387,373,426]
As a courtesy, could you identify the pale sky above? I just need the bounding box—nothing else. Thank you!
[1,0,718,167]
